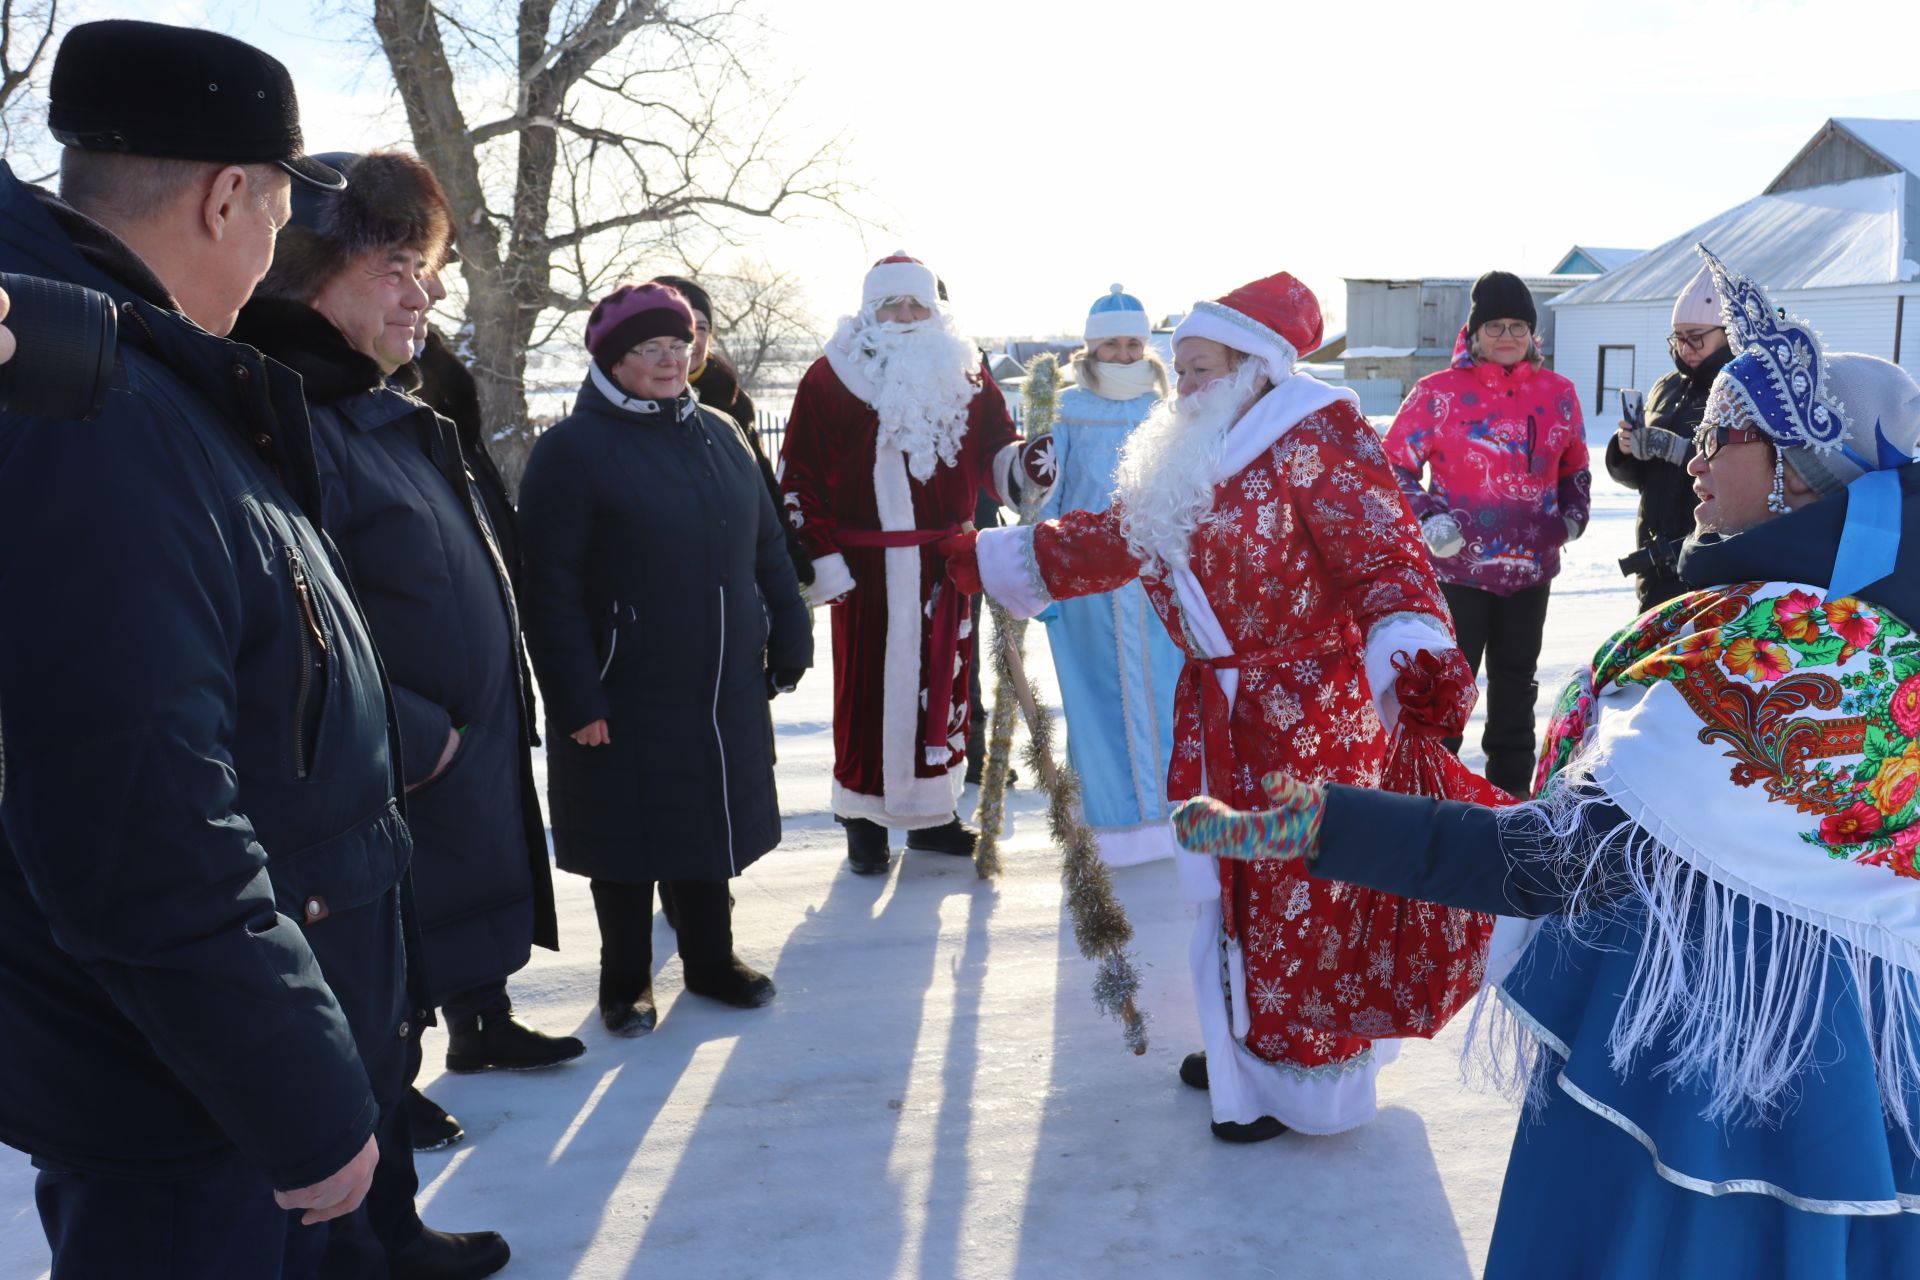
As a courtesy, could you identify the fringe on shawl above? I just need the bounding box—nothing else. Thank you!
[1460,768,1920,1151]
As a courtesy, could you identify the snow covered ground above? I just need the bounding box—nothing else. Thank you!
[0,475,1644,1280]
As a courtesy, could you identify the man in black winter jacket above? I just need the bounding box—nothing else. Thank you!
[1606,263,1732,611]
[0,22,409,1279]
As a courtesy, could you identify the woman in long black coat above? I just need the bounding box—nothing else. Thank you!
[520,282,812,1035]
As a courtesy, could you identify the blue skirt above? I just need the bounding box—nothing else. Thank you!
[1486,911,1920,1278]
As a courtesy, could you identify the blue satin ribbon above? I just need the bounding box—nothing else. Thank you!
[1827,468,1902,600]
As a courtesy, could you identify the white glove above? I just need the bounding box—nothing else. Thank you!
[1420,513,1465,558]
[1564,515,1585,542]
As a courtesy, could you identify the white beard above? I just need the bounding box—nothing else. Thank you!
[825,311,980,481]
[1114,357,1271,576]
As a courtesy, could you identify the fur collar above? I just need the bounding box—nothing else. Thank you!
[230,296,386,408]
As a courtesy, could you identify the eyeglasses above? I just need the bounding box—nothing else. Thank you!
[1669,327,1725,353]
[1692,422,1769,461]
[632,341,690,363]
[1479,321,1532,340]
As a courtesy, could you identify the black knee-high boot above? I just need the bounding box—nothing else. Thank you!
[668,879,775,1008]
[590,879,657,1034]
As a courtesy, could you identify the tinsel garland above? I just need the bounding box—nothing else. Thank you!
[971,353,1149,1054]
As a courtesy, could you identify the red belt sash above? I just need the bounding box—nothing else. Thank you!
[836,524,966,763]
[1181,620,1363,801]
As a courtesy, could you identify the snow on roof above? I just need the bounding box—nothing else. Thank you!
[1341,346,1416,359]
[1834,118,1920,181]
[1550,172,1916,307]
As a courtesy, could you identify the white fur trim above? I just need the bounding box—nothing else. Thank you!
[1084,310,1150,342]
[872,444,964,822]
[1173,301,1299,376]
[1362,615,1455,731]
[1190,899,1395,1132]
[823,324,880,406]
[863,259,938,308]
[1217,373,1358,480]
[832,778,962,831]
[1092,819,1181,867]
[809,552,855,605]
[989,441,1020,507]
[977,525,1053,619]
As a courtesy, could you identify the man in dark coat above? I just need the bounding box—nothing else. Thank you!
[650,273,813,588]
[232,150,585,1280]
[0,22,403,1277]
[1606,263,1733,612]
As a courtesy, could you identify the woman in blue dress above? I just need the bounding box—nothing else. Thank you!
[1035,285,1185,865]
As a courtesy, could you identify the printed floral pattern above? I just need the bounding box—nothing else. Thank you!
[1535,582,1920,876]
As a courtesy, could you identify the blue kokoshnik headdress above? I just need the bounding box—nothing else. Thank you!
[1695,245,1920,596]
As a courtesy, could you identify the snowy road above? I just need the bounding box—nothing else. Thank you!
[0,475,1642,1280]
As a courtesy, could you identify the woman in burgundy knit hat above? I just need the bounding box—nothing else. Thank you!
[518,282,813,1035]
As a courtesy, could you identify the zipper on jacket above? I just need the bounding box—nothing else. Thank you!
[600,600,621,681]
[286,546,329,779]
[713,585,737,874]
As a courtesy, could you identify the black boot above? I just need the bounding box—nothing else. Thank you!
[444,1010,586,1073]
[671,879,777,1008]
[906,815,977,856]
[842,816,892,874]
[388,1226,511,1280]
[406,1087,465,1152]
[1179,1051,1208,1091]
[599,986,657,1037]
[1211,1116,1287,1143]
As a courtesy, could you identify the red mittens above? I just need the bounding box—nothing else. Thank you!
[939,529,984,596]
[1391,647,1477,738]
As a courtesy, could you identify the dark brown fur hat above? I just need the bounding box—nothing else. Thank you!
[259,150,453,301]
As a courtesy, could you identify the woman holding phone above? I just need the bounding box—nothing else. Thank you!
[1605,263,1731,611]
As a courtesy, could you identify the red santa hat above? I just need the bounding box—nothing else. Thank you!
[1171,272,1324,375]
[862,250,939,309]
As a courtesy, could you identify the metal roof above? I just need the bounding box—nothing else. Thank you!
[1550,171,1917,307]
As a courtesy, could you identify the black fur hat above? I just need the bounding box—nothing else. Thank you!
[260,150,453,301]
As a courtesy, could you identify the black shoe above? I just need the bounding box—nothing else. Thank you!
[1210,1116,1287,1143]
[684,957,777,1009]
[844,817,892,874]
[389,1226,511,1280]
[1179,1051,1208,1091]
[445,1012,587,1073]
[599,990,657,1037]
[906,816,977,856]
[406,1087,465,1152]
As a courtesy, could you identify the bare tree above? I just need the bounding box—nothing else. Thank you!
[1,0,59,172]
[692,257,815,392]
[370,0,851,444]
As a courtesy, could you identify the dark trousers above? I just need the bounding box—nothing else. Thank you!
[591,878,734,1003]
[35,1151,322,1280]
[1440,580,1553,797]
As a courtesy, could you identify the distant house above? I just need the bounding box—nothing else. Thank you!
[1551,246,1647,275]
[1337,273,1590,415]
[1550,118,1920,429]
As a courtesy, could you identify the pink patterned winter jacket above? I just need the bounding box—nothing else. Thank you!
[1384,326,1592,595]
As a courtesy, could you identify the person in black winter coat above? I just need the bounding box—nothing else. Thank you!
[0,24,403,1277]
[234,149,578,1280]
[1605,263,1732,612]
[650,273,814,588]
[520,282,812,1036]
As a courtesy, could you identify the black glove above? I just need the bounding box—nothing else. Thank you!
[767,667,805,698]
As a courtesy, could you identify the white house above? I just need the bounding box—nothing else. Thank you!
[1550,118,1920,433]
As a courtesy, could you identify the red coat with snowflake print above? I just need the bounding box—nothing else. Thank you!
[1025,398,1490,1072]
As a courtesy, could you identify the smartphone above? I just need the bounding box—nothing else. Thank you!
[1619,387,1646,429]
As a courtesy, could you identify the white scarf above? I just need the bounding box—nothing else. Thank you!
[1082,358,1160,401]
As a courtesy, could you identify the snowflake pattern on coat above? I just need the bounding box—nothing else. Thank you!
[1027,400,1482,1073]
